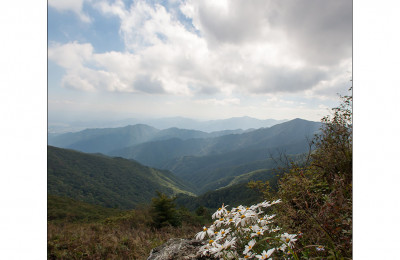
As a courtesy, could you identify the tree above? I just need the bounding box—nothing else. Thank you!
[150,191,181,228]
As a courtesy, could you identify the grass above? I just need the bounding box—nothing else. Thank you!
[47,195,207,259]
[48,221,200,259]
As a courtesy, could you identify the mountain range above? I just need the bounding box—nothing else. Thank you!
[48,116,287,134]
[48,118,321,194]
[48,124,246,155]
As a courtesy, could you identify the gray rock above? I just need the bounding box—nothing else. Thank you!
[147,238,216,260]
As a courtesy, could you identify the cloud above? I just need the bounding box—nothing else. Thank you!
[186,0,352,66]
[48,41,93,69]
[49,0,352,101]
[48,0,91,23]
[195,98,241,106]
[133,75,165,94]
[272,0,353,66]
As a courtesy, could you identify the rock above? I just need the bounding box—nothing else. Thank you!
[147,238,216,260]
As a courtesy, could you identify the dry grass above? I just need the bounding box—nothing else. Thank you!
[48,220,201,259]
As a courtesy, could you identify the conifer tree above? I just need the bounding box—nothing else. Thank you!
[150,191,181,228]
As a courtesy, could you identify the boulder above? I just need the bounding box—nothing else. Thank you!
[147,238,216,260]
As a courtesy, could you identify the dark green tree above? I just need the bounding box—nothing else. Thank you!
[195,206,208,217]
[150,191,181,228]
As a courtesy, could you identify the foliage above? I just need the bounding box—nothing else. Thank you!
[195,200,301,259]
[47,146,195,209]
[249,88,352,259]
[150,192,182,228]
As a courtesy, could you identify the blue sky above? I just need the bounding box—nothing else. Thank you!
[48,0,353,124]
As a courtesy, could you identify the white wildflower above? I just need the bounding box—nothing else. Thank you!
[196,201,298,259]
[212,204,228,219]
[195,226,214,240]
[271,199,282,205]
[281,233,297,247]
[243,239,256,255]
[256,248,275,259]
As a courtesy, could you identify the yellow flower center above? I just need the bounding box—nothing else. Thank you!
[257,231,261,235]
[241,215,245,219]
[209,240,214,244]
[203,227,207,231]
[245,256,249,259]
[286,238,290,243]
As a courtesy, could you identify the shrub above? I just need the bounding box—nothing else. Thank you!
[249,88,352,259]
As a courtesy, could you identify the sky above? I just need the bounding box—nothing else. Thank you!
[48,0,352,123]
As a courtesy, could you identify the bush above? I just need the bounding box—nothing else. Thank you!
[249,88,352,259]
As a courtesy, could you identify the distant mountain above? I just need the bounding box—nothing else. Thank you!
[47,146,196,209]
[118,116,288,132]
[48,116,287,134]
[196,116,288,132]
[48,125,245,154]
[48,124,159,154]
[110,119,321,192]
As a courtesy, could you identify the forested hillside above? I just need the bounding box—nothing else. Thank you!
[48,146,195,209]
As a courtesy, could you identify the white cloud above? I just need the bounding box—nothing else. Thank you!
[49,0,352,101]
[48,41,93,69]
[48,0,91,23]
[195,98,241,106]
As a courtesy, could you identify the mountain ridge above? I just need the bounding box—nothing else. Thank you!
[48,116,288,134]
